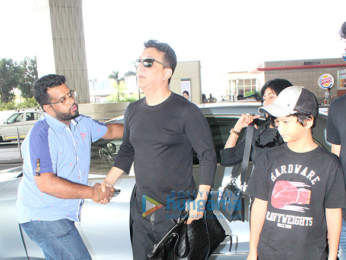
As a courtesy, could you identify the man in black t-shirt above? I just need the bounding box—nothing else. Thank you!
[247,86,345,260]
[326,21,346,260]
[100,40,217,259]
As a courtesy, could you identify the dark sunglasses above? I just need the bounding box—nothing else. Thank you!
[134,58,167,69]
[255,130,281,149]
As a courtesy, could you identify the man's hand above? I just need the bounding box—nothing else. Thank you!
[92,183,115,204]
[185,198,205,225]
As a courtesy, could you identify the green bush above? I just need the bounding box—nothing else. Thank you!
[0,97,39,111]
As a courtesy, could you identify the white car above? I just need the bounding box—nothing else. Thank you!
[0,108,43,142]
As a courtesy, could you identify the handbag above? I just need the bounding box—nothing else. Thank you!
[148,200,228,260]
[219,124,254,222]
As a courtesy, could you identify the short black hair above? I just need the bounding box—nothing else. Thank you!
[292,113,317,129]
[340,21,346,39]
[144,40,177,84]
[271,113,316,130]
[33,74,66,109]
[260,78,293,102]
[183,90,189,96]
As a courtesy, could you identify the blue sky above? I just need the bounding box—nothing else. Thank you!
[1,0,345,95]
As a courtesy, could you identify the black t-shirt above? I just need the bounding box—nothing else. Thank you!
[220,122,282,166]
[326,95,346,220]
[247,144,346,260]
[113,92,217,206]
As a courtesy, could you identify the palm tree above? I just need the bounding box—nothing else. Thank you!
[108,71,124,102]
[124,71,139,99]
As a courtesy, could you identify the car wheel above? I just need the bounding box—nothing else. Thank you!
[99,148,114,167]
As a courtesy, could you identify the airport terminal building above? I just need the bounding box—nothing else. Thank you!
[221,57,346,104]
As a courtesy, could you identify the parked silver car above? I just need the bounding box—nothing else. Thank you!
[0,103,330,259]
[0,108,44,142]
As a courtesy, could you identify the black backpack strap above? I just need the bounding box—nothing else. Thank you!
[240,124,254,185]
[231,164,241,179]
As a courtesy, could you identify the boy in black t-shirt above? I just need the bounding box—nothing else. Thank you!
[246,86,346,260]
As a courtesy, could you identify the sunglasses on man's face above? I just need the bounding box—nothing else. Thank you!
[134,58,167,69]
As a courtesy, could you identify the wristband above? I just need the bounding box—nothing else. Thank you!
[230,128,240,135]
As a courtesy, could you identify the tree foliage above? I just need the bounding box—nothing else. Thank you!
[18,57,38,99]
[0,56,38,106]
[108,71,125,102]
[0,58,21,103]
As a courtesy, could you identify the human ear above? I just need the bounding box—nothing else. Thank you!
[304,117,314,129]
[163,68,172,80]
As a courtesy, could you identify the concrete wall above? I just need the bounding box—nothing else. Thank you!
[264,58,346,102]
[32,0,90,104]
[79,102,129,122]
[170,61,202,104]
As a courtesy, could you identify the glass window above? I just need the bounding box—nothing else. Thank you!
[7,113,24,124]
[26,112,41,121]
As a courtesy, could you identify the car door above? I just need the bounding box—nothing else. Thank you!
[2,113,24,141]
[22,112,43,137]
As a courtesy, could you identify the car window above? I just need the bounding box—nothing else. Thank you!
[26,112,41,121]
[193,116,265,164]
[7,113,24,124]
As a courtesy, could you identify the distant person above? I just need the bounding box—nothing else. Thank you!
[16,74,124,260]
[182,90,190,99]
[327,20,346,260]
[208,93,217,103]
[202,93,208,103]
[247,86,345,260]
[232,91,237,102]
[323,88,333,106]
[220,79,292,167]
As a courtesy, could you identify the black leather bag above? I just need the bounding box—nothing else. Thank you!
[219,124,254,222]
[148,201,227,260]
[219,177,246,222]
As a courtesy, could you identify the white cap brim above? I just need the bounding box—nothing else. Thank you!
[259,103,297,117]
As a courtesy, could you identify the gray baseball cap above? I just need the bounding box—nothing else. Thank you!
[259,86,318,119]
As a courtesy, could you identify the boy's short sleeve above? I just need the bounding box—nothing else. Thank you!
[325,159,346,208]
[246,154,269,201]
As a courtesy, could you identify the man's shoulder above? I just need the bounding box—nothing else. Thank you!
[330,94,346,108]
[30,118,50,136]
[25,118,54,148]
[171,92,194,107]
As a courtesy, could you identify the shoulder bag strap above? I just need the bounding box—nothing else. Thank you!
[240,124,254,185]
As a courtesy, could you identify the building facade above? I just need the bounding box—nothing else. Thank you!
[221,57,346,104]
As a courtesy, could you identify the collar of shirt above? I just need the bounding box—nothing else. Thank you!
[43,113,82,134]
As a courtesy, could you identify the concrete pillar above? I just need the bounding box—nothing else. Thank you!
[32,0,89,103]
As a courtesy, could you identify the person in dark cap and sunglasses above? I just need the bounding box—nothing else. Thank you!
[327,21,346,260]
[101,40,216,259]
[220,78,292,168]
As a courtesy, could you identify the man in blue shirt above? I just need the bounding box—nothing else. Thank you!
[16,74,124,260]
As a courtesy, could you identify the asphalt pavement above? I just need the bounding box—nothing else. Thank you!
[0,141,23,164]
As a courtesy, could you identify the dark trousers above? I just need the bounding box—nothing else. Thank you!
[131,189,185,260]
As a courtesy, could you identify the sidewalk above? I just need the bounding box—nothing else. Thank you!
[0,143,23,164]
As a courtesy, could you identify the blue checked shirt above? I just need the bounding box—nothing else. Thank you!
[16,113,107,223]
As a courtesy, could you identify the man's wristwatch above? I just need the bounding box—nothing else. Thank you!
[230,128,240,135]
